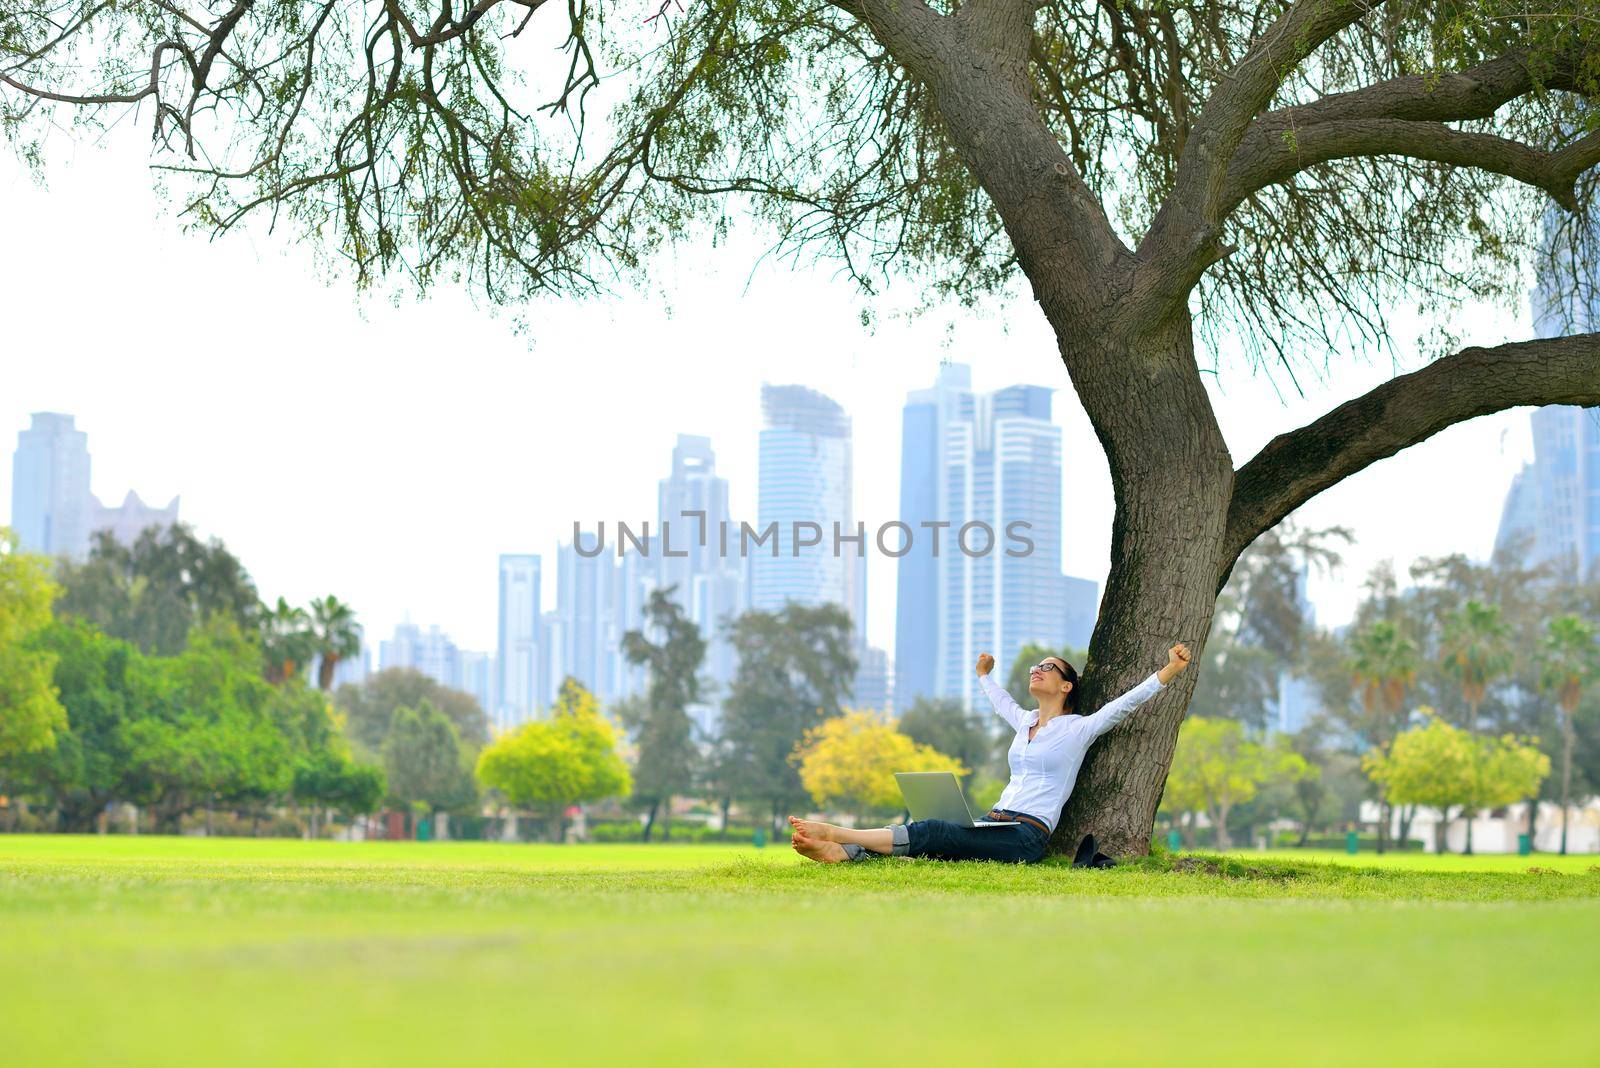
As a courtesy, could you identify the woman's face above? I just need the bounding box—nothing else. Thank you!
[1027,657,1074,703]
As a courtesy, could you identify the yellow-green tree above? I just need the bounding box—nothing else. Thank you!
[1364,714,1549,855]
[0,529,66,760]
[792,710,965,820]
[1161,716,1311,849]
[476,678,631,840]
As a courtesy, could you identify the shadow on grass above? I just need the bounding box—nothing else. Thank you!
[700,850,1600,904]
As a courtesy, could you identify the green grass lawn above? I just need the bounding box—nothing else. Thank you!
[4,835,1598,1067]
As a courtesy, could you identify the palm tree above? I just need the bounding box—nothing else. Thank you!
[309,595,363,691]
[1438,600,1514,853]
[1537,615,1599,855]
[260,597,313,685]
[1349,620,1419,853]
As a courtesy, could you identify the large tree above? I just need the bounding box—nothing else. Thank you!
[8,1,1600,853]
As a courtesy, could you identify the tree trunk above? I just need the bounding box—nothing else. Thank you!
[1048,318,1232,858]
[1560,717,1574,856]
[1376,797,1389,854]
[1464,810,1474,855]
[318,655,338,692]
[719,796,731,840]
[1525,794,1538,854]
[1435,808,1450,855]
[661,797,672,841]
[1212,804,1232,851]
[642,801,658,843]
[1398,804,1416,848]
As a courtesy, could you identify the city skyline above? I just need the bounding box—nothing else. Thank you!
[3,382,1548,700]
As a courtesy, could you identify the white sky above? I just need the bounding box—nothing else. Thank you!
[0,130,1539,657]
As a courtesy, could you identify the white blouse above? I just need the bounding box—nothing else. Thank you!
[978,671,1167,833]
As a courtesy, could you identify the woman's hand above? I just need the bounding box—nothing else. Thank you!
[975,653,995,677]
[1158,643,1192,685]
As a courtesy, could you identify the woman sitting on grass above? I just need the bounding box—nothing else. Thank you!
[789,642,1192,865]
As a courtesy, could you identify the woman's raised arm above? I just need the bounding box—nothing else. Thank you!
[1081,643,1192,738]
[975,652,1026,731]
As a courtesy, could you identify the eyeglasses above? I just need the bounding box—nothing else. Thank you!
[1030,661,1072,677]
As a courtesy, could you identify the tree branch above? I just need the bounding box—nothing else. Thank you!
[844,0,1129,319]
[1132,0,1382,314]
[1220,332,1600,591]
[1223,119,1600,213]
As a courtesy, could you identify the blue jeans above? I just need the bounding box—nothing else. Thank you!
[843,809,1049,864]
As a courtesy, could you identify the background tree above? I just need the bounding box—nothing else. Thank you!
[307,596,362,692]
[1191,522,1351,731]
[2,620,155,831]
[1438,600,1515,735]
[124,621,293,833]
[1365,714,1550,854]
[718,604,856,832]
[898,695,996,783]
[1536,615,1599,854]
[1363,713,1478,854]
[1161,716,1310,850]
[56,525,259,656]
[292,749,386,838]
[260,597,314,686]
[12,1,1600,853]
[0,531,66,760]
[619,587,706,841]
[793,710,966,821]
[381,701,478,832]
[335,667,491,757]
[1347,619,1421,851]
[475,678,630,841]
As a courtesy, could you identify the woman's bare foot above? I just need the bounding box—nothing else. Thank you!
[791,829,848,863]
[786,815,836,841]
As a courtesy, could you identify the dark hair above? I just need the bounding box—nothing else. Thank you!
[1046,657,1080,714]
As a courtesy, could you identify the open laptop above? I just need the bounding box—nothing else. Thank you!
[894,771,1014,828]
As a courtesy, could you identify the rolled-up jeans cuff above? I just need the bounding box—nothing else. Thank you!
[890,824,910,856]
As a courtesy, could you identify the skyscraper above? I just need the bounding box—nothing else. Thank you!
[893,368,1066,710]
[1496,407,1600,579]
[497,554,542,730]
[555,535,647,708]
[939,383,1062,708]
[379,621,461,689]
[894,364,971,710]
[11,412,92,558]
[1060,575,1100,652]
[751,384,864,633]
[1495,211,1600,579]
[457,650,496,719]
[10,413,178,559]
[656,434,746,699]
[90,491,180,549]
